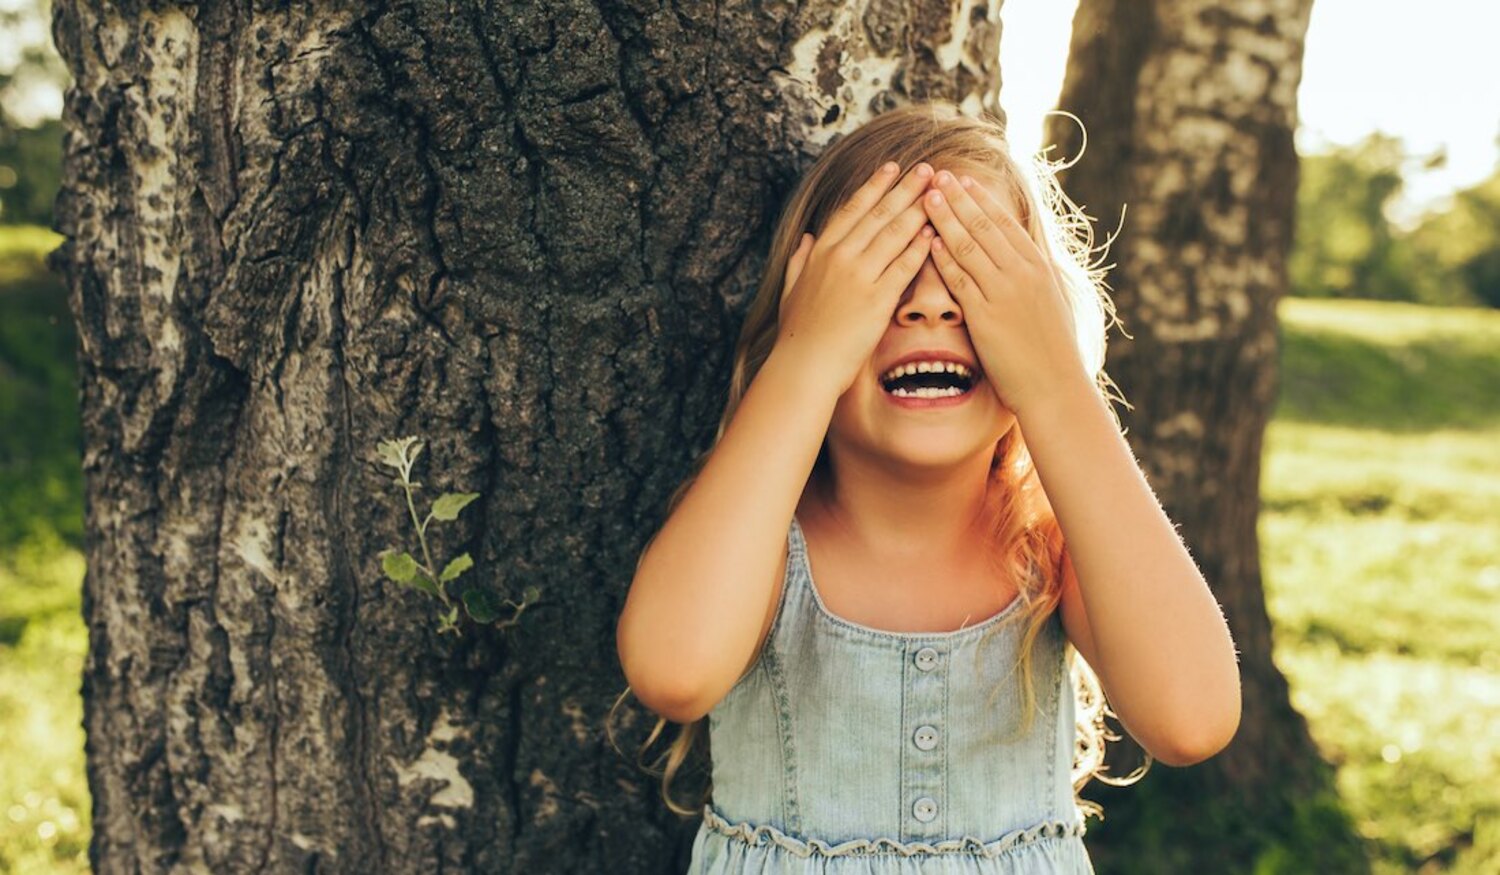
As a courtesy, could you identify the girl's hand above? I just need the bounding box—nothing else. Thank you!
[921,171,1090,417]
[775,161,937,395]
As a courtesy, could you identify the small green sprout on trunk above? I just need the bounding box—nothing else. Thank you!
[375,436,539,636]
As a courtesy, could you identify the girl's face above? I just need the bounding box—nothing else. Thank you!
[823,168,1020,475]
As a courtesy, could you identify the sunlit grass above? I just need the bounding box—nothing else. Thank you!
[1260,298,1500,874]
[1279,297,1500,346]
[1276,297,1500,432]
[1275,641,1500,874]
[0,225,63,288]
[0,534,90,874]
[1,225,89,874]
[1261,426,1499,665]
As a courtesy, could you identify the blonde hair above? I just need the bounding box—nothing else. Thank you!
[606,100,1151,825]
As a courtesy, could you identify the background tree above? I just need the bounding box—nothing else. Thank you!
[1406,155,1500,308]
[1286,130,1500,309]
[1290,132,1414,302]
[1044,0,1371,871]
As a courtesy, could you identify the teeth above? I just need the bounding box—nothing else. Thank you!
[891,386,966,398]
[879,360,974,382]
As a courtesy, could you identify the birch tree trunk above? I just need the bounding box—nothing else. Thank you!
[1044,1,1371,871]
[48,1,1008,871]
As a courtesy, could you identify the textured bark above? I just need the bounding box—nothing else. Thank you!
[1045,1,1372,872]
[47,0,1007,871]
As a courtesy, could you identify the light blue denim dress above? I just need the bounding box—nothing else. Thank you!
[688,516,1094,874]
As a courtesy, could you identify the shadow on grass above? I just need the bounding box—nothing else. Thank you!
[0,236,81,555]
[1274,323,1500,432]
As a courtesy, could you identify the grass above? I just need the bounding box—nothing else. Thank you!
[1,225,1497,872]
[1262,297,1500,874]
[1273,297,1500,432]
[0,535,89,874]
[1,225,89,873]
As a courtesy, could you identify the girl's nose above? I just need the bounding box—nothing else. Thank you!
[893,258,964,325]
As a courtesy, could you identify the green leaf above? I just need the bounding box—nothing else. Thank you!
[408,572,441,598]
[382,550,419,583]
[522,586,542,604]
[431,492,480,521]
[375,436,421,471]
[462,588,501,624]
[439,552,474,582]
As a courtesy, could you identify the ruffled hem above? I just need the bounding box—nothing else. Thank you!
[700,805,1088,860]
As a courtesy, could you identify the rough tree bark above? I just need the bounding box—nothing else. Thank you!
[48,1,1011,872]
[1044,1,1372,872]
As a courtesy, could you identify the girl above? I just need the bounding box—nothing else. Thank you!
[611,102,1241,873]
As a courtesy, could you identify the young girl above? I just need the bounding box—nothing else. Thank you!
[611,102,1241,873]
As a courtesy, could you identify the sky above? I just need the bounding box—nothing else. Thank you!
[4,0,1498,228]
[999,0,1500,228]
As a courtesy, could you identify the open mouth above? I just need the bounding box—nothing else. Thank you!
[880,367,979,399]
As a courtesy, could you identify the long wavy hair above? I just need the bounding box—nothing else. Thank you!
[606,100,1152,825]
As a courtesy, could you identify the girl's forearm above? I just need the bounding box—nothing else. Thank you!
[617,346,841,723]
[1017,376,1242,760]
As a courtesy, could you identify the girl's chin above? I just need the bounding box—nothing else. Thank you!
[875,450,993,475]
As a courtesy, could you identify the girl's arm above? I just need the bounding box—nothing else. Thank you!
[1023,372,1242,767]
[616,345,841,724]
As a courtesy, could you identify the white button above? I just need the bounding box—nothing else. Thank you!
[914,725,938,751]
[913,796,938,822]
[914,647,939,671]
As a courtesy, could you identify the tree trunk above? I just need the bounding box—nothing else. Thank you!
[48,1,1008,871]
[1044,1,1371,871]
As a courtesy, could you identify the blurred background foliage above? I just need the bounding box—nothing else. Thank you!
[1290,131,1500,309]
[0,1,66,229]
[1,0,1496,871]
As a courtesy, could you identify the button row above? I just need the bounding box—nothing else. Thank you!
[911,647,942,824]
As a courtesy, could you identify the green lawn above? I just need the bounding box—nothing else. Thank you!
[1263,298,1500,874]
[2,227,1496,872]
[0,225,89,873]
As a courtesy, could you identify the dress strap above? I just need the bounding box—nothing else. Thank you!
[766,515,814,648]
